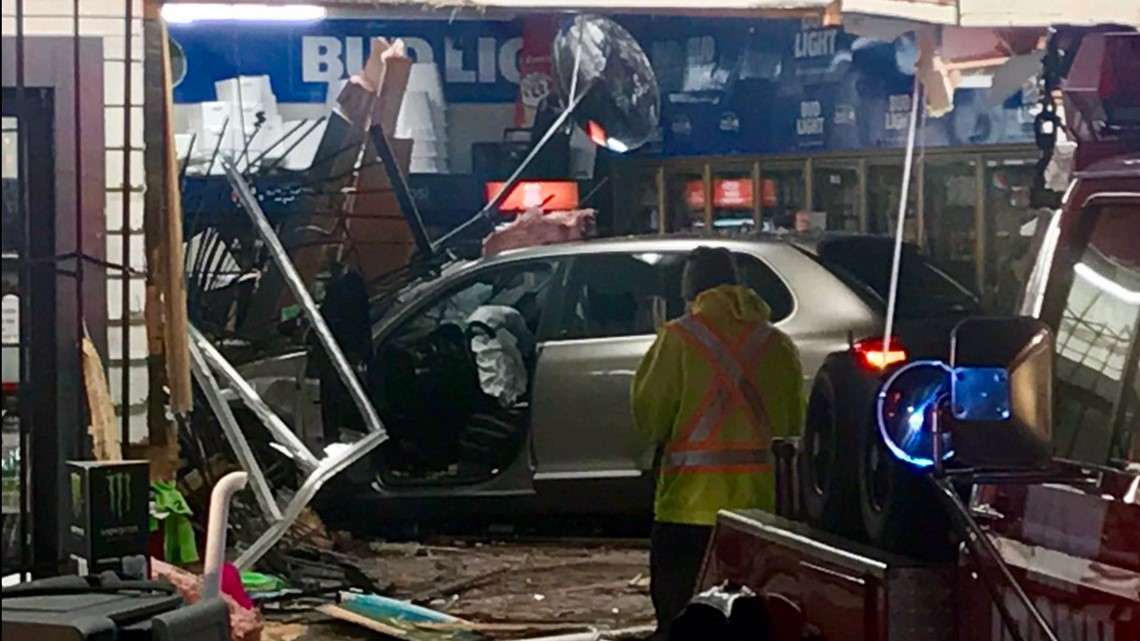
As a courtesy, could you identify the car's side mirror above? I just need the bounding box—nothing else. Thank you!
[876,317,1055,471]
[950,317,1054,469]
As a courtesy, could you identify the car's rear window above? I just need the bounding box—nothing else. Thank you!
[808,237,980,319]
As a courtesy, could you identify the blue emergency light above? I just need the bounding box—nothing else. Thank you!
[875,318,1054,471]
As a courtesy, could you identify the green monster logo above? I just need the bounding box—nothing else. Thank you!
[71,472,82,519]
[106,471,131,521]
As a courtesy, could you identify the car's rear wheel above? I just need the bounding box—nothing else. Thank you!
[858,422,955,561]
[800,364,864,539]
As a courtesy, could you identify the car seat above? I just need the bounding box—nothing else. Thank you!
[409,323,484,469]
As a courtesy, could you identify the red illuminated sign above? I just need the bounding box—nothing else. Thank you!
[685,179,757,210]
[486,180,580,213]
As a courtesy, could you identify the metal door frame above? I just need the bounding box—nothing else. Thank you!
[2,35,107,578]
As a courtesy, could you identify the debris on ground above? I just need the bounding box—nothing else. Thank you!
[153,558,264,641]
[356,540,652,629]
[321,592,480,641]
[263,622,310,641]
[258,539,652,641]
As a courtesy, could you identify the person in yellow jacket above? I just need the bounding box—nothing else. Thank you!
[631,246,805,640]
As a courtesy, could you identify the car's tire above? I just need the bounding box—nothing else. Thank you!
[857,420,956,562]
[800,361,866,539]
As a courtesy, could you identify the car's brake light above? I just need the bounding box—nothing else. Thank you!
[853,336,908,371]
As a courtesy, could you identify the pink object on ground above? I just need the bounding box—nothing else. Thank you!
[482,207,597,258]
[221,563,255,611]
[152,559,263,641]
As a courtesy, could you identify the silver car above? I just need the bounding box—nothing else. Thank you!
[237,234,977,521]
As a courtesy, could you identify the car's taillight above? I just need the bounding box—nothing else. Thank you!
[852,336,908,371]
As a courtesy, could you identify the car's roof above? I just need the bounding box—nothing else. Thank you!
[480,231,889,265]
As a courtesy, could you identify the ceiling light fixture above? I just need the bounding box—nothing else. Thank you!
[161,3,327,24]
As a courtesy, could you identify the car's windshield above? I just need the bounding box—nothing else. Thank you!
[367,258,473,330]
[810,237,981,319]
[1050,204,1139,466]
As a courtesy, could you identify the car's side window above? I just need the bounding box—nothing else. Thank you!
[656,251,794,323]
[556,252,684,340]
[1049,205,1139,464]
[390,260,561,345]
[734,253,794,323]
[553,250,795,341]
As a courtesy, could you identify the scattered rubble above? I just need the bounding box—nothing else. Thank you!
[258,539,652,641]
[361,540,651,627]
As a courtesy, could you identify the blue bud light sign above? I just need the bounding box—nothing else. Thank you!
[169,18,525,105]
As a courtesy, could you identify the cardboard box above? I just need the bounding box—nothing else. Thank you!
[66,460,150,579]
[216,75,278,112]
[186,101,230,133]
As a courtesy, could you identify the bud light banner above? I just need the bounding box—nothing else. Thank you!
[169,18,526,105]
[168,14,1038,155]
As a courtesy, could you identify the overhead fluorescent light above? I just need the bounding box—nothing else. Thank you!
[1074,262,1140,305]
[162,3,327,24]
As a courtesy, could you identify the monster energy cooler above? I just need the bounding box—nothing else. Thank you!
[66,460,150,579]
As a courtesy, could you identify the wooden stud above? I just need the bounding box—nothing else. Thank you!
[159,20,192,416]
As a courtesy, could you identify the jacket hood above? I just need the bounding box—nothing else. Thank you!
[690,285,771,324]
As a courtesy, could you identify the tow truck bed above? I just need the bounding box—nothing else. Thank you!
[699,492,1140,641]
[698,510,957,641]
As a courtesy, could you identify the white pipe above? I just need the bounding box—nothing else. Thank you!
[882,75,922,355]
[202,471,248,600]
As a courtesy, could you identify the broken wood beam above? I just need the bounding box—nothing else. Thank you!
[141,0,174,450]
[81,332,121,461]
[160,19,193,417]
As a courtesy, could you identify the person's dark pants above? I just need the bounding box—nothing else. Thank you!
[650,521,713,640]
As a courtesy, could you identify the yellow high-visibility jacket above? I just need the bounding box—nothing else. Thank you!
[631,284,805,526]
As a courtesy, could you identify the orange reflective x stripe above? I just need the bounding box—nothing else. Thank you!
[662,315,775,474]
